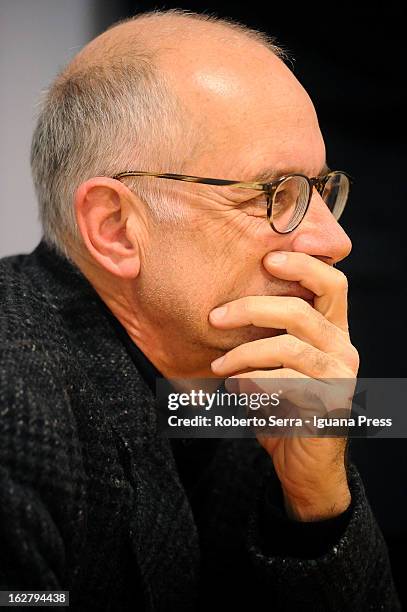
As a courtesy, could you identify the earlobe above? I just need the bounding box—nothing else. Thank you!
[74,177,143,279]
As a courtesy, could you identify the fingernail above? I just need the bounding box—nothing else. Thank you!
[211,356,225,371]
[210,305,227,321]
[265,252,288,265]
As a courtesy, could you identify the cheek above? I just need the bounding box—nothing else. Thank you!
[143,213,282,312]
[139,227,224,312]
[190,209,269,265]
[181,217,274,299]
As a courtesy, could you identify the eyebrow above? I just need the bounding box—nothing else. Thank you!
[251,161,331,183]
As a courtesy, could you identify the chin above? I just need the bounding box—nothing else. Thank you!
[212,325,284,351]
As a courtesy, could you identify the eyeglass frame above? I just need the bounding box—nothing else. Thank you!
[111,169,353,234]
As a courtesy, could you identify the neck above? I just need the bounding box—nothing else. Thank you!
[105,297,224,394]
[74,254,223,391]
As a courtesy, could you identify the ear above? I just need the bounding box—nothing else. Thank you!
[74,177,146,279]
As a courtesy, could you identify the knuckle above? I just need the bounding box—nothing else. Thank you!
[347,345,360,372]
[279,336,330,376]
[303,347,329,375]
[312,353,330,376]
[280,334,299,354]
[333,269,348,293]
[297,343,314,362]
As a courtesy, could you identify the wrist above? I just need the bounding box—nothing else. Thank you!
[282,483,351,522]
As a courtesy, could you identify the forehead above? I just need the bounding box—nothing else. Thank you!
[162,40,325,176]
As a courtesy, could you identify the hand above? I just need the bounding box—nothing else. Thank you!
[209,251,359,521]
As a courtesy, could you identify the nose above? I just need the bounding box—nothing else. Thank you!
[290,189,352,265]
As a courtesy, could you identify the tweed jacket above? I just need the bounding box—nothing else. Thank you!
[0,239,401,611]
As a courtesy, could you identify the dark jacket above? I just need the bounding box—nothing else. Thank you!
[0,239,401,611]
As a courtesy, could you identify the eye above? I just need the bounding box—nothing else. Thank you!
[252,194,268,206]
[241,194,268,217]
[272,189,290,217]
[233,197,266,219]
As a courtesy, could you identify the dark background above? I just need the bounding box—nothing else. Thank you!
[102,2,407,604]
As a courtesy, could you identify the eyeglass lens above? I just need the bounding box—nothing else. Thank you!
[270,172,350,233]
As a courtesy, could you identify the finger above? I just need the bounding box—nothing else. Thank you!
[225,368,308,390]
[263,251,349,333]
[209,295,350,356]
[225,371,354,421]
[225,369,317,425]
[225,368,308,404]
[211,334,348,378]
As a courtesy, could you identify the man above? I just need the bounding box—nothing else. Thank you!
[0,9,400,611]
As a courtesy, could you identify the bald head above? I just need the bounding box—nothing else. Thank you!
[30,9,296,259]
[70,10,286,71]
[69,10,293,157]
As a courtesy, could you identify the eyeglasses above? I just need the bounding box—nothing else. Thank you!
[112,169,352,234]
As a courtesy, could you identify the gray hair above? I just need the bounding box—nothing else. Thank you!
[30,9,288,260]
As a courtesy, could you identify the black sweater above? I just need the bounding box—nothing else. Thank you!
[0,239,401,611]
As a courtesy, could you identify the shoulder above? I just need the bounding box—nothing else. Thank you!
[0,249,77,470]
[0,249,68,373]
